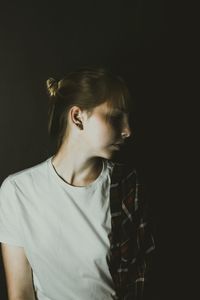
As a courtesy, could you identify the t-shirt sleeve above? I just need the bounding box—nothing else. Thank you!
[0,176,24,247]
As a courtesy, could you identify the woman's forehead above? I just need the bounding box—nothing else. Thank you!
[90,102,129,119]
[97,101,127,112]
[107,106,128,115]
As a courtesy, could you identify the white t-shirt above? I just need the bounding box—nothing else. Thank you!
[0,156,118,300]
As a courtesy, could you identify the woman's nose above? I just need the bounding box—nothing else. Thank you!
[121,119,132,139]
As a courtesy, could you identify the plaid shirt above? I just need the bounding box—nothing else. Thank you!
[108,161,155,300]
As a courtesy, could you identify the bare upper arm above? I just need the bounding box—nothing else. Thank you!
[1,243,36,300]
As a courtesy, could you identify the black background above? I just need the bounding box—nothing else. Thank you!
[0,1,191,299]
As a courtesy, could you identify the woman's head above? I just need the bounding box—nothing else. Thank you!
[47,66,132,154]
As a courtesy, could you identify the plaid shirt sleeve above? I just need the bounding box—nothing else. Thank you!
[108,163,155,300]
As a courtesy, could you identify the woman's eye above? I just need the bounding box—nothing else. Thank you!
[109,113,123,126]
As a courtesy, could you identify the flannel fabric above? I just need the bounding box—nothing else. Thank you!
[107,161,155,300]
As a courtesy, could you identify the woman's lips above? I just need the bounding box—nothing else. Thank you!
[112,144,121,150]
[113,142,124,146]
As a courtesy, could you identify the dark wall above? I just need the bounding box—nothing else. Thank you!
[0,1,187,299]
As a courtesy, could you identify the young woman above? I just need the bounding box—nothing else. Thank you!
[0,67,155,300]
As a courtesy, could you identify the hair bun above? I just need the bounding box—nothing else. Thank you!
[46,78,58,97]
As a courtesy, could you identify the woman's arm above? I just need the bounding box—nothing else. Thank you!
[1,243,36,300]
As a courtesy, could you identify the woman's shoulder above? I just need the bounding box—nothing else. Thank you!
[106,159,137,184]
[0,157,50,190]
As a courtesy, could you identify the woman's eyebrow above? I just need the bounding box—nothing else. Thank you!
[112,108,126,113]
[113,108,129,115]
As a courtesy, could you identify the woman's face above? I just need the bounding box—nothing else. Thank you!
[82,101,132,159]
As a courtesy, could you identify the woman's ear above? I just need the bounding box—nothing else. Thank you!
[70,106,84,130]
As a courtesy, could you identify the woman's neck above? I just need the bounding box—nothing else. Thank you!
[51,149,103,187]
